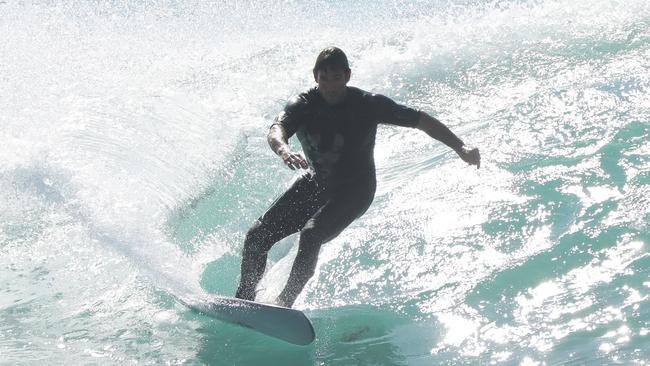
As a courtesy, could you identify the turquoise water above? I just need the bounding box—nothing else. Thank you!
[1,0,649,364]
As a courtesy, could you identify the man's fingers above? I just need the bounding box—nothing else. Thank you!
[297,154,308,169]
[288,154,307,169]
[289,156,301,169]
[462,147,481,169]
[282,153,308,170]
[284,156,297,170]
[284,160,296,170]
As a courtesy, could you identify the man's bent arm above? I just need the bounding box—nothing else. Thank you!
[416,112,481,168]
[268,124,291,155]
[267,124,308,170]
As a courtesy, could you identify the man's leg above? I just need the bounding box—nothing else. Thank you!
[235,173,325,301]
[275,183,374,307]
[235,220,292,300]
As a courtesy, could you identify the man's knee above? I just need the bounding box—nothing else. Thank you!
[300,220,343,249]
[243,220,274,254]
[300,227,324,250]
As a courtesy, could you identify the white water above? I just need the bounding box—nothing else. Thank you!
[2,0,649,364]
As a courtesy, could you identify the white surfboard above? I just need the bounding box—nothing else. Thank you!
[181,296,315,345]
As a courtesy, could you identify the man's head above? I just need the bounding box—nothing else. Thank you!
[313,47,351,105]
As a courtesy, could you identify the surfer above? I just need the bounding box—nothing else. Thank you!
[235,47,480,308]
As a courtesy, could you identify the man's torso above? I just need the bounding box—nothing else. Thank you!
[275,86,420,188]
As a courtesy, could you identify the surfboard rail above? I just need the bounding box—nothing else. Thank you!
[182,296,315,346]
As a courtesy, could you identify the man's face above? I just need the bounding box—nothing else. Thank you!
[314,67,351,105]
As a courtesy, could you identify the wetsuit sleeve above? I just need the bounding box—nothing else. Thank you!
[372,94,421,128]
[270,95,308,138]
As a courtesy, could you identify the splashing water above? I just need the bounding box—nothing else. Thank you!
[1,0,649,364]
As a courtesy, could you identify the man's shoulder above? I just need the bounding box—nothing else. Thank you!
[347,86,372,99]
[285,88,319,108]
[289,86,376,104]
[281,88,317,115]
[346,87,399,112]
[296,87,320,103]
[347,86,389,103]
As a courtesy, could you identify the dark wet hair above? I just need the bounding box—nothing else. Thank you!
[313,47,350,74]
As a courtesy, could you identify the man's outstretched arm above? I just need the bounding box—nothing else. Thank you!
[416,112,481,169]
[268,124,309,170]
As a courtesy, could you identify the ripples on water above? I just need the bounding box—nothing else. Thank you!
[1,0,648,364]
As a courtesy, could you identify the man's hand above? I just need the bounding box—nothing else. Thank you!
[267,124,309,170]
[278,147,309,170]
[416,113,480,169]
[457,145,481,169]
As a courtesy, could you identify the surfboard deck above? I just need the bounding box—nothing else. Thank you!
[180,296,315,345]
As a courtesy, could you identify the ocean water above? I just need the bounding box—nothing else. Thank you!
[1,0,649,364]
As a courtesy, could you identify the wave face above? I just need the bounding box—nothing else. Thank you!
[1,0,649,364]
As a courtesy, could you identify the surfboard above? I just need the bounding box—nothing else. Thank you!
[181,296,315,345]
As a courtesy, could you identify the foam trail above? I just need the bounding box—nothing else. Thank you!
[1,0,649,364]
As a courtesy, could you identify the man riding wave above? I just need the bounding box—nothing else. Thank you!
[235,47,480,308]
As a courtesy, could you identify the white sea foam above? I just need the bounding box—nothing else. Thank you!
[1,0,648,364]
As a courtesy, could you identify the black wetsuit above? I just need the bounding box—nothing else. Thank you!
[236,86,427,307]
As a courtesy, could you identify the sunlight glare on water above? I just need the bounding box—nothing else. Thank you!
[1,0,649,364]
